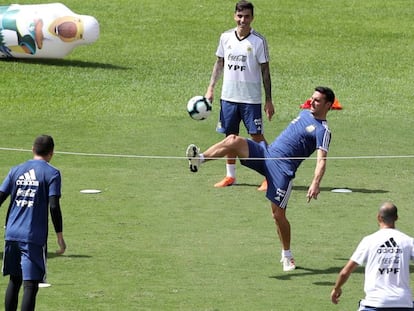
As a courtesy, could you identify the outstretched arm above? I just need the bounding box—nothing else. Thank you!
[307,149,327,202]
[331,260,358,304]
[205,57,224,104]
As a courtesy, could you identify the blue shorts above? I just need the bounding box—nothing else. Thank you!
[216,100,263,135]
[3,241,46,281]
[240,139,293,208]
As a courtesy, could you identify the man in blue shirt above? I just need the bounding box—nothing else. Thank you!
[186,86,335,272]
[0,135,66,311]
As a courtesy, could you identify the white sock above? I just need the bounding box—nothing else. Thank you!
[199,153,205,163]
[282,250,292,258]
[226,164,236,178]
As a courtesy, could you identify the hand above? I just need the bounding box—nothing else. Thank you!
[306,184,320,203]
[205,89,214,105]
[56,236,66,255]
[330,288,342,304]
[264,101,275,121]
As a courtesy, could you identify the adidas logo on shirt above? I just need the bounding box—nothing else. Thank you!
[380,237,397,248]
[377,237,402,254]
[15,169,38,208]
[16,169,39,186]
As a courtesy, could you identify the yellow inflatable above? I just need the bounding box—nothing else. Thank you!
[0,3,99,58]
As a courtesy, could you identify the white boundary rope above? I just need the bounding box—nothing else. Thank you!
[0,147,413,161]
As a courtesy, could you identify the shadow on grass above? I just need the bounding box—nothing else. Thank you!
[269,265,364,284]
[1,58,130,70]
[270,264,414,285]
[47,253,92,259]
[0,251,91,259]
[233,183,389,194]
[293,185,389,194]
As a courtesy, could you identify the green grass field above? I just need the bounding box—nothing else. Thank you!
[1,0,414,310]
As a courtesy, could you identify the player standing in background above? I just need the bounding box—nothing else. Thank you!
[0,135,66,311]
[205,0,275,189]
[331,201,414,310]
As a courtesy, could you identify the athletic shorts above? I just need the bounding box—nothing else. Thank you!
[240,139,293,208]
[3,241,46,281]
[216,100,263,135]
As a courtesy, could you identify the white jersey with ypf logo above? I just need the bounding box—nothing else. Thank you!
[351,228,414,308]
[216,28,269,104]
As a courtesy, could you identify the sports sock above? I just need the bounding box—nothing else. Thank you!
[226,164,236,178]
[282,250,293,258]
[199,153,205,163]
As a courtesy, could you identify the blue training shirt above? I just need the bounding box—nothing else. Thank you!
[0,159,61,246]
[267,110,331,176]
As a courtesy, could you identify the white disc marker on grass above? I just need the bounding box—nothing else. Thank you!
[80,189,102,194]
[331,188,352,193]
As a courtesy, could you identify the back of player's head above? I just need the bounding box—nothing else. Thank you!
[378,201,398,225]
[235,1,254,16]
[315,86,335,104]
[33,135,55,156]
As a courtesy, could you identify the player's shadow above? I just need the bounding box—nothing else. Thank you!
[269,264,364,284]
[233,183,263,188]
[233,184,389,194]
[1,57,129,70]
[0,251,91,259]
[293,185,389,194]
[47,253,92,259]
[270,262,414,285]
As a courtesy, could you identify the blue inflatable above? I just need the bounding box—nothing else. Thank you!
[0,3,99,58]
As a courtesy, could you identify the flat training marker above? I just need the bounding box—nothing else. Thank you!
[331,188,352,193]
[80,189,102,194]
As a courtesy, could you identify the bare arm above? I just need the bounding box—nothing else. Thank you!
[260,62,275,121]
[205,57,224,104]
[307,149,327,202]
[331,260,359,304]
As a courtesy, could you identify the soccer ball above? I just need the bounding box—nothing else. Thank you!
[187,96,212,120]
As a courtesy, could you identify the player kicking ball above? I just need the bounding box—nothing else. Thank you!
[186,86,335,271]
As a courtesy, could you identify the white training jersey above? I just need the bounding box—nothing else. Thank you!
[351,228,414,308]
[216,28,269,104]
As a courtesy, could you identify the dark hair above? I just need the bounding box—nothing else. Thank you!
[315,86,335,104]
[235,1,254,16]
[33,135,55,156]
[379,201,398,225]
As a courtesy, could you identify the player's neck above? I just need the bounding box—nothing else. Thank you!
[33,154,52,163]
[311,111,328,120]
[380,224,395,229]
[236,27,251,39]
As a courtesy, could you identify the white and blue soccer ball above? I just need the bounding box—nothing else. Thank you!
[187,95,212,120]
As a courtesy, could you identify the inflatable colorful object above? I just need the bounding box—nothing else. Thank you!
[0,3,99,58]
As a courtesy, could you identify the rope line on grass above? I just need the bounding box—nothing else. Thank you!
[0,147,413,161]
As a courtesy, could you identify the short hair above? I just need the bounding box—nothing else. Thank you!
[315,86,335,104]
[33,135,55,156]
[378,201,398,225]
[235,1,254,16]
